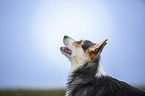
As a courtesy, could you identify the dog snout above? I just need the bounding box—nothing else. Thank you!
[63,35,75,49]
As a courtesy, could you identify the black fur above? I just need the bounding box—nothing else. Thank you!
[82,40,93,51]
[67,57,145,96]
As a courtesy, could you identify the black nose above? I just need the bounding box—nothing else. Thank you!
[64,35,69,39]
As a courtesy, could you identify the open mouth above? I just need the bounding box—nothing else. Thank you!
[60,47,72,55]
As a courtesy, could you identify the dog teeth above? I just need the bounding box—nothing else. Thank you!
[61,47,72,55]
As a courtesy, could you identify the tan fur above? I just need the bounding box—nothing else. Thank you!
[60,35,107,73]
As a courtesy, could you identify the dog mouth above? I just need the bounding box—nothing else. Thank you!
[60,47,72,55]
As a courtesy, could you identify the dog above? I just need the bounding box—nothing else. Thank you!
[60,35,145,96]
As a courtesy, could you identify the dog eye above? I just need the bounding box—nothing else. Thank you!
[77,41,82,45]
[82,41,93,51]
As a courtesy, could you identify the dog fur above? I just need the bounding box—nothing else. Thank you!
[60,35,145,96]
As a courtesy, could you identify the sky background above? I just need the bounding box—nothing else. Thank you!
[0,0,145,89]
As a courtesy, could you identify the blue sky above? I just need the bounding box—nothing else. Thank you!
[0,0,145,89]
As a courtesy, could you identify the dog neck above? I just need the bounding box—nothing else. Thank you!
[69,57,89,75]
[66,57,106,96]
[69,56,106,78]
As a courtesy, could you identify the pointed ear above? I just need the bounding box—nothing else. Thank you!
[91,39,108,51]
[88,39,108,60]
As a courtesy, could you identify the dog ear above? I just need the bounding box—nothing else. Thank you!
[91,39,108,51]
[88,39,108,61]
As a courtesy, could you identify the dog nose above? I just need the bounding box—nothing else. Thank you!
[64,35,69,39]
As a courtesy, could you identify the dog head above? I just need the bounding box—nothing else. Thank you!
[60,35,107,72]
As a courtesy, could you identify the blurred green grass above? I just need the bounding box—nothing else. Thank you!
[0,89,66,96]
[0,88,144,96]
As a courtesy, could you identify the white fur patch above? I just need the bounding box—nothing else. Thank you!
[95,61,106,77]
[69,57,88,75]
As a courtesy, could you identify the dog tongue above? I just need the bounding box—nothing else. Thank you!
[61,47,72,55]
